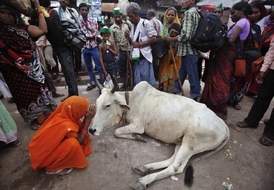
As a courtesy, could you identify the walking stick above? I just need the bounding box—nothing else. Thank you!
[169,45,184,96]
[126,42,133,90]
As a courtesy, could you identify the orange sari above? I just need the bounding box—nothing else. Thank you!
[28,96,92,172]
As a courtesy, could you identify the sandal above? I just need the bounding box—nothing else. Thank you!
[259,136,274,146]
[236,121,257,128]
[46,168,73,176]
[234,103,241,110]
[30,120,42,130]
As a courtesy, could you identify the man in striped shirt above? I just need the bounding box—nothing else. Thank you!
[166,0,201,101]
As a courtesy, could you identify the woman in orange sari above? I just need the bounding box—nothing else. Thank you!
[28,96,95,175]
[158,7,181,92]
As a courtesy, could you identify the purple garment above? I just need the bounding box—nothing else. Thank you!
[227,18,250,40]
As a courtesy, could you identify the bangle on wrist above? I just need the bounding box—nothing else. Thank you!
[81,128,88,135]
[38,11,43,16]
[85,119,92,123]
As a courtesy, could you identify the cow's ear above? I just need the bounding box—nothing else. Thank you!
[119,104,130,111]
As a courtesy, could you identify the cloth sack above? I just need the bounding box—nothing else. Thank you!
[3,0,34,16]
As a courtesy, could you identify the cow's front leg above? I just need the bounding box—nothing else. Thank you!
[131,144,194,189]
[114,123,146,142]
[132,145,180,176]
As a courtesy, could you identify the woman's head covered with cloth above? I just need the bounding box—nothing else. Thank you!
[0,2,23,24]
[28,96,92,170]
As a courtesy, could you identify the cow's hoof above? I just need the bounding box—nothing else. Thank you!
[132,166,148,176]
[130,180,146,190]
[132,134,147,142]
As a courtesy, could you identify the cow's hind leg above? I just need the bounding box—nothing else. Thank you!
[132,145,180,176]
[114,123,146,142]
[131,144,194,189]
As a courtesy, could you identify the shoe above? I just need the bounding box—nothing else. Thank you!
[86,85,96,91]
[234,103,241,110]
[236,121,257,128]
[55,75,61,82]
[52,92,65,98]
[263,119,269,125]
[8,98,15,103]
[259,135,273,146]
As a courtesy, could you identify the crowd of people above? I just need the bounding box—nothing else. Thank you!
[0,0,274,177]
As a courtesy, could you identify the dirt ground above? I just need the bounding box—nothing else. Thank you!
[0,82,274,190]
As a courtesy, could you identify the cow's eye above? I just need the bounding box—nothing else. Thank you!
[105,104,110,109]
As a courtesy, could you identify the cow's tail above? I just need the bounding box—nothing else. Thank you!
[184,127,230,187]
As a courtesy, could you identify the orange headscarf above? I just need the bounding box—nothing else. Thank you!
[28,96,92,170]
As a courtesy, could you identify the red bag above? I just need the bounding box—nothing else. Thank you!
[234,59,247,77]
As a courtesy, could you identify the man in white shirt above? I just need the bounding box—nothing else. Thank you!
[125,3,157,86]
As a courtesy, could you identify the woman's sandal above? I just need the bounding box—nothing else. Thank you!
[30,120,43,130]
[236,121,257,128]
[259,136,274,146]
[46,168,73,176]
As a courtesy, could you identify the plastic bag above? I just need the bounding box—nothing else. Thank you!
[103,75,114,89]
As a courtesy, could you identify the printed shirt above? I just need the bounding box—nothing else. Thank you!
[80,18,98,49]
[110,21,131,51]
[177,7,200,56]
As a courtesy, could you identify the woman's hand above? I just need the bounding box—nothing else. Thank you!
[169,29,179,37]
[32,0,41,11]
[85,104,96,119]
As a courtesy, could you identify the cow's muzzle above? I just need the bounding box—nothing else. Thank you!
[89,128,96,135]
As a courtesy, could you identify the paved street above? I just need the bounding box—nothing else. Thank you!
[0,80,274,190]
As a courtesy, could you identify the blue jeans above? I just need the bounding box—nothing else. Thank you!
[83,47,104,85]
[55,47,78,96]
[173,55,201,98]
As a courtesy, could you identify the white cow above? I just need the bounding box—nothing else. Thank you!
[90,80,230,190]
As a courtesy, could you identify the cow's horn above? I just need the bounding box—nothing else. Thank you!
[110,75,118,94]
[94,74,103,92]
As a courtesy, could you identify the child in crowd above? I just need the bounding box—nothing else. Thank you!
[98,26,118,78]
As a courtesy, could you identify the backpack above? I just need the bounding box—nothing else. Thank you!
[191,12,227,52]
[56,8,86,51]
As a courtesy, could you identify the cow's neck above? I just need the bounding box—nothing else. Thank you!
[119,91,130,126]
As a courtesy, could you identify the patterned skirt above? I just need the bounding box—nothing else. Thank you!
[0,64,56,122]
